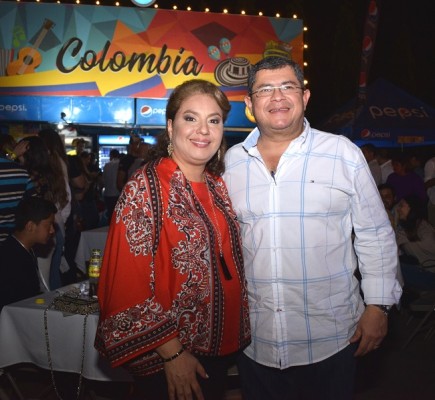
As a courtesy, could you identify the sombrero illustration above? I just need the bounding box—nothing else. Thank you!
[214,57,250,87]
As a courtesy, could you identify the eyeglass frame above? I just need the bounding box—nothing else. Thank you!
[250,84,305,98]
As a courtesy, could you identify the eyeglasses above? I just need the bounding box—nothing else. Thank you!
[250,84,304,98]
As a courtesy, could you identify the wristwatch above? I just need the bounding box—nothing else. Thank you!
[371,304,392,315]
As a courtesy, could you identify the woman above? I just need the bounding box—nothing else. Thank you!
[396,195,435,290]
[96,79,251,400]
[38,128,72,289]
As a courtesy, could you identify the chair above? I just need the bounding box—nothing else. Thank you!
[400,258,435,349]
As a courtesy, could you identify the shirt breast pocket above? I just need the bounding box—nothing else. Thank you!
[298,180,351,216]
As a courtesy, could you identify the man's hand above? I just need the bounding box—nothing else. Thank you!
[163,350,208,400]
[350,305,388,357]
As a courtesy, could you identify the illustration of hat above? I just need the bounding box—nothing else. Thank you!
[214,57,250,87]
[263,41,292,59]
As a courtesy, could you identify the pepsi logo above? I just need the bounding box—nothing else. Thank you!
[361,129,371,138]
[140,105,153,117]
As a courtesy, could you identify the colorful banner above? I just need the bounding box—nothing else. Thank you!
[0,2,304,104]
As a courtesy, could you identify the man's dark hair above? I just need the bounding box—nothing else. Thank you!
[14,197,57,231]
[247,56,305,94]
[377,183,395,195]
[109,149,120,158]
[361,143,377,154]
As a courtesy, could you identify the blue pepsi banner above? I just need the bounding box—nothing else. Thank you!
[0,95,134,124]
[136,98,255,129]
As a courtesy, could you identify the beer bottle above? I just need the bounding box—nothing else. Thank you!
[88,249,102,298]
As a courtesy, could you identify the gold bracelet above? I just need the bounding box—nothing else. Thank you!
[162,347,184,362]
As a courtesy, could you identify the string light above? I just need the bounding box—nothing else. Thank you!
[24,1,309,80]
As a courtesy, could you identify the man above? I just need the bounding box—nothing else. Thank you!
[67,137,86,156]
[361,143,382,185]
[116,134,142,191]
[0,197,56,310]
[376,148,394,184]
[378,183,397,229]
[0,149,35,241]
[102,148,120,222]
[224,57,402,400]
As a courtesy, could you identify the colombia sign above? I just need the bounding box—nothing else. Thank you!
[0,3,303,102]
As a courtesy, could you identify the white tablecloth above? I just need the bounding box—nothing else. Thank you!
[75,226,109,273]
[0,285,131,382]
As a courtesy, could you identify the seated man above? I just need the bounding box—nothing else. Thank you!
[0,197,56,310]
[378,183,398,229]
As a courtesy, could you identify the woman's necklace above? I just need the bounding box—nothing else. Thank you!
[197,175,232,280]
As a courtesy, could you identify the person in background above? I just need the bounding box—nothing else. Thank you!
[38,128,72,289]
[396,195,435,290]
[63,153,90,283]
[0,138,36,241]
[376,148,394,184]
[0,134,17,159]
[67,137,86,156]
[424,154,435,226]
[407,150,425,180]
[127,141,151,178]
[396,195,435,267]
[386,153,427,204]
[96,79,250,400]
[361,143,382,185]
[78,151,100,230]
[223,56,402,400]
[16,135,69,290]
[378,183,398,230]
[116,134,142,191]
[102,148,120,222]
[0,197,56,310]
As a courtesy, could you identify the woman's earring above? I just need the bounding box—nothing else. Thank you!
[167,141,173,157]
[217,149,221,161]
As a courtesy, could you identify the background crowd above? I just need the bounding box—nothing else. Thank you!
[360,143,435,297]
[0,129,152,310]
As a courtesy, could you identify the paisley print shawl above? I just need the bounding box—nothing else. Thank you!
[95,158,250,375]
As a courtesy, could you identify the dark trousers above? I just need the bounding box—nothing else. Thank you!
[237,343,358,400]
[133,354,237,400]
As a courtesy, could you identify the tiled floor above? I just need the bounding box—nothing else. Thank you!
[1,300,435,400]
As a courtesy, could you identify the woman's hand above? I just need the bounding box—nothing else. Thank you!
[163,350,208,400]
[13,140,29,162]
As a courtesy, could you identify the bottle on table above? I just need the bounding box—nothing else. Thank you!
[88,248,102,298]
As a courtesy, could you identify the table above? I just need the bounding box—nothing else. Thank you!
[0,284,131,382]
[75,226,109,273]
